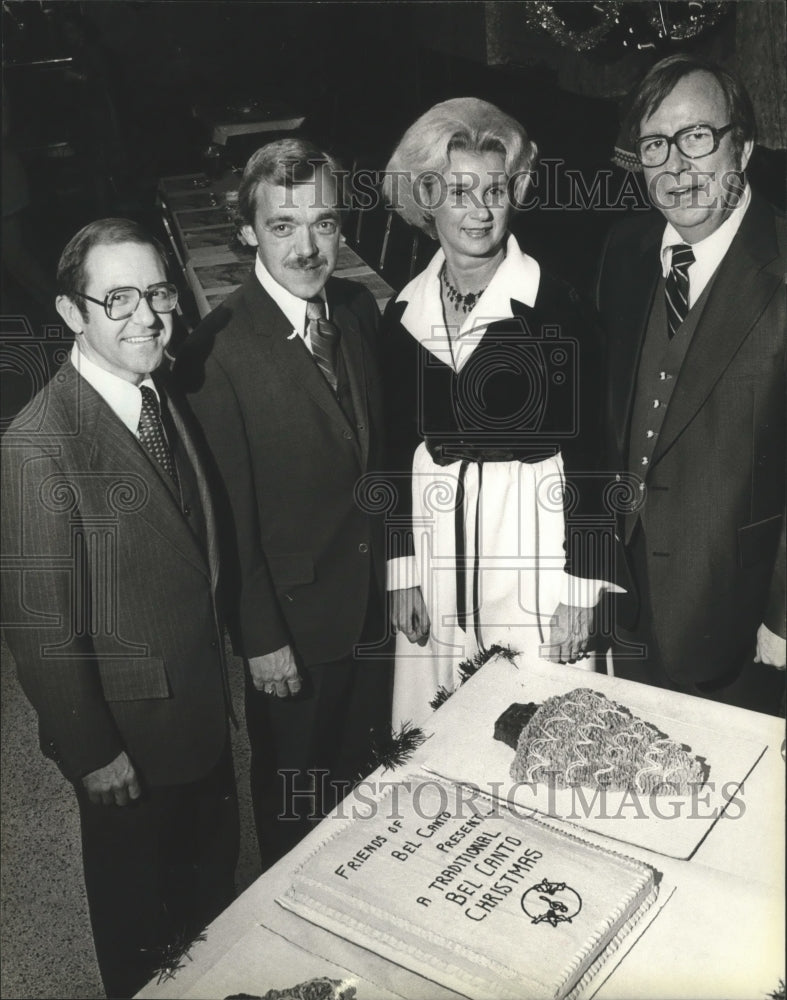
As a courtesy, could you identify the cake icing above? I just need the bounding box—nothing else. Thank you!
[279,779,658,1000]
[505,688,708,794]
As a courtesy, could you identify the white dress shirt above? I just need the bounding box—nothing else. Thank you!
[660,184,751,307]
[254,255,328,353]
[70,343,158,437]
[397,233,540,371]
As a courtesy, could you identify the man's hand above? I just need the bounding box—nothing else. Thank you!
[390,586,430,646]
[249,645,302,698]
[544,603,594,664]
[82,751,141,806]
[754,623,787,669]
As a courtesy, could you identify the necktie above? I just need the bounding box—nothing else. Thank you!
[306,297,340,392]
[138,385,179,487]
[665,243,695,340]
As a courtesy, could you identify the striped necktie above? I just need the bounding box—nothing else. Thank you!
[665,243,695,340]
[306,297,340,392]
[138,385,179,487]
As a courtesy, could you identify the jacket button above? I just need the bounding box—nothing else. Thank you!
[183,504,192,516]
[343,430,352,440]
[358,542,368,553]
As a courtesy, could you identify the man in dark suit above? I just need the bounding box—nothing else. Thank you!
[597,55,785,714]
[175,139,391,868]
[1,219,238,998]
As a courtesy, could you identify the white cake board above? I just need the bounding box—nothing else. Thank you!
[276,777,675,1000]
[420,660,767,859]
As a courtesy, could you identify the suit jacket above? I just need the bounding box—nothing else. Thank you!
[597,192,786,682]
[174,272,386,667]
[0,361,230,786]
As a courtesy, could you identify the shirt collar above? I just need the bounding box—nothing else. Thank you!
[659,183,751,277]
[253,254,328,340]
[396,232,540,352]
[70,343,157,436]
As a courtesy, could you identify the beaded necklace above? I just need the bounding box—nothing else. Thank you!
[440,264,488,314]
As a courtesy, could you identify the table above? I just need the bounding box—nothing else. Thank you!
[137,659,785,1000]
[157,172,395,320]
[192,101,305,146]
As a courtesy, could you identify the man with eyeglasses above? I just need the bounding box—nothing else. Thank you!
[597,54,785,713]
[1,218,239,997]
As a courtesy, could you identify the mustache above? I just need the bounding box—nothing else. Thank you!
[288,255,328,269]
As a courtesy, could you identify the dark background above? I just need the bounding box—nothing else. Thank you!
[1,0,784,411]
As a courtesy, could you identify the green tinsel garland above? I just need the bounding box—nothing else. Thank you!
[366,721,430,774]
[146,927,207,984]
[521,1,729,53]
[357,645,519,775]
[521,1,622,52]
[429,643,519,712]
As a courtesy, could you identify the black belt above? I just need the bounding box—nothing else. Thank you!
[426,438,558,467]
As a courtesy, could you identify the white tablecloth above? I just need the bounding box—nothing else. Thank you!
[137,658,785,1000]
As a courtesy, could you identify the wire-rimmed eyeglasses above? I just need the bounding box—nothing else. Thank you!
[73,283,179,321]
[636,123,734,168]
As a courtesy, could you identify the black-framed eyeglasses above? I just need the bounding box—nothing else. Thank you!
[636,123,734,168]
[73,283,179,321]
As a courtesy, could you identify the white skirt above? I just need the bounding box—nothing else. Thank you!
[392,442,595,728]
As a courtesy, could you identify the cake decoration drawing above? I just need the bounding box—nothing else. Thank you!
[495,688,709,795]
[522,879,583,927]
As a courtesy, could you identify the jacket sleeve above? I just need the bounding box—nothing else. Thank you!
[554,283,617,586]
[1,437,124,780]
[175,342,291,659]
[380,298,423,577]
[764,512,786,638]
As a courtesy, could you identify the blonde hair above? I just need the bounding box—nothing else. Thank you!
[382,97,537,237]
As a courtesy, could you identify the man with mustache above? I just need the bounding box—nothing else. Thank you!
[176,139,391,867]
[597,55,785,712]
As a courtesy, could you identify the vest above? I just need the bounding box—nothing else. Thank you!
[625,270,718,542]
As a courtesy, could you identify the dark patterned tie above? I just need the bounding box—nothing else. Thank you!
[138,385,179,487]
[306,297,340,392]
[665,243,695,340]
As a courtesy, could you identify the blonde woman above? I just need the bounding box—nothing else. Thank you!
[382,98,613,727]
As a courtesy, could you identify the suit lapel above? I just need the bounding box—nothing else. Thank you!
[78,373,209,579]
[247,276,364,457]
[654,195,782,464]
[611,224,661,463]
[333,293,370,467]
[164,383,221,592]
